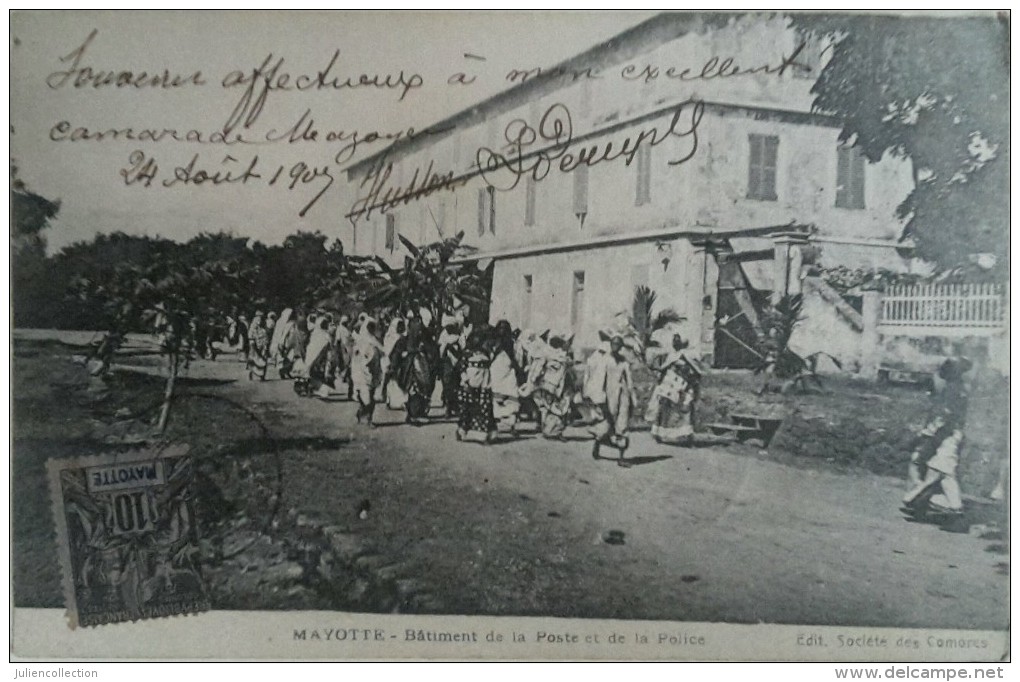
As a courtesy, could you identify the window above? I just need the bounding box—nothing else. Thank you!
[522,275,533,329]
[385,214,396,252]
[579,79,593,117]
[477,186,496,235]
[486,118,498,153]
[570,270,585,335]
[528,101,542,129]
[836,146,866,209]
[792,30,821,79]
[747,134,779,201]
[488,185,496,235]
[573,165,589,221]
[453,134,463,169]
[635,144,652,206]
[477,188,487,236]
[434,198,447,237]
[524,176,537,226]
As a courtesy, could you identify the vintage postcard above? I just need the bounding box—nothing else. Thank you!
[9,10,1009,661]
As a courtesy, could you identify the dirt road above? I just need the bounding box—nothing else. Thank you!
[11,333,1007,629]
[184,354,1007,630]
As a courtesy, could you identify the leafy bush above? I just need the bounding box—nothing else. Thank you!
[630,285,683,360]
[755,295,842,393]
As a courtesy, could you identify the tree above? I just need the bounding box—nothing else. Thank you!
[361,232,491,330]
[630,285,683,361]
[794,13,1009,274]
[68,232,268,433]
[307,238,379,313]
[11,161,62,327]
[754,294,841,394]
[62,233,179,331]
[258,231,334,311]
[11,162,58,249]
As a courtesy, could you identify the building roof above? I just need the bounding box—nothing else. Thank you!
[451,222,814,263]
[345,11,820,181]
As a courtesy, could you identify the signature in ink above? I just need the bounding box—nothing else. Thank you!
[345,157,465,225]
[475,99,705,192]
[344,100,705,225]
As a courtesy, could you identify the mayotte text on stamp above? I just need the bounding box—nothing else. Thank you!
[47,445,210,628]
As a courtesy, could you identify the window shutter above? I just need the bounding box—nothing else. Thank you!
[487,185,496,234]
[763,136,778,200]
[748,135,778,200]
[850,150,865,208]
[522,274,533,328]
[793,31,821,79]
[764,136,778,168]
[836,146,865,209]
[579,79,593,117]
[477,188,486,236]
[570,270,585,333]
[636,144,651,206]
[385,214,396,252]
[836,146,850,207]
[573,165,589,217]
[748,135,762,198]
[524,177,537,226]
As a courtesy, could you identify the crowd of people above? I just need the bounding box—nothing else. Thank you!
[204,307,704,466]
[212,307,1000,505]
[94,300,1004,515]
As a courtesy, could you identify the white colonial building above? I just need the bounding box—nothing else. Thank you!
[339,13,918,368]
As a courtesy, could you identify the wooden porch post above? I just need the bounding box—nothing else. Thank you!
[771,232,809,303]
[860,290,882,379]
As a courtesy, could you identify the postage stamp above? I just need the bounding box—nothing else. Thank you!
[46,445,211,628]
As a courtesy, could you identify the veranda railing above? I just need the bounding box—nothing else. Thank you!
[879,283,1007,330]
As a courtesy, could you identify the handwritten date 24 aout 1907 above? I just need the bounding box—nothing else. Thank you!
[120,151,334,218]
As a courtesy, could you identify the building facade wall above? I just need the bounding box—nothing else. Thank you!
[489,238,711,353]
[789,283,865,372]
[351,105,914,268]
[340,16,919,367]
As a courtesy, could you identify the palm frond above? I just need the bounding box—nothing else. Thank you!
[398,234,421,258]
[373,256,396,273]
[651,308,683,331]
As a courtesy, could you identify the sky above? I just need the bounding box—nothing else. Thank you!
[10,10,658,253]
